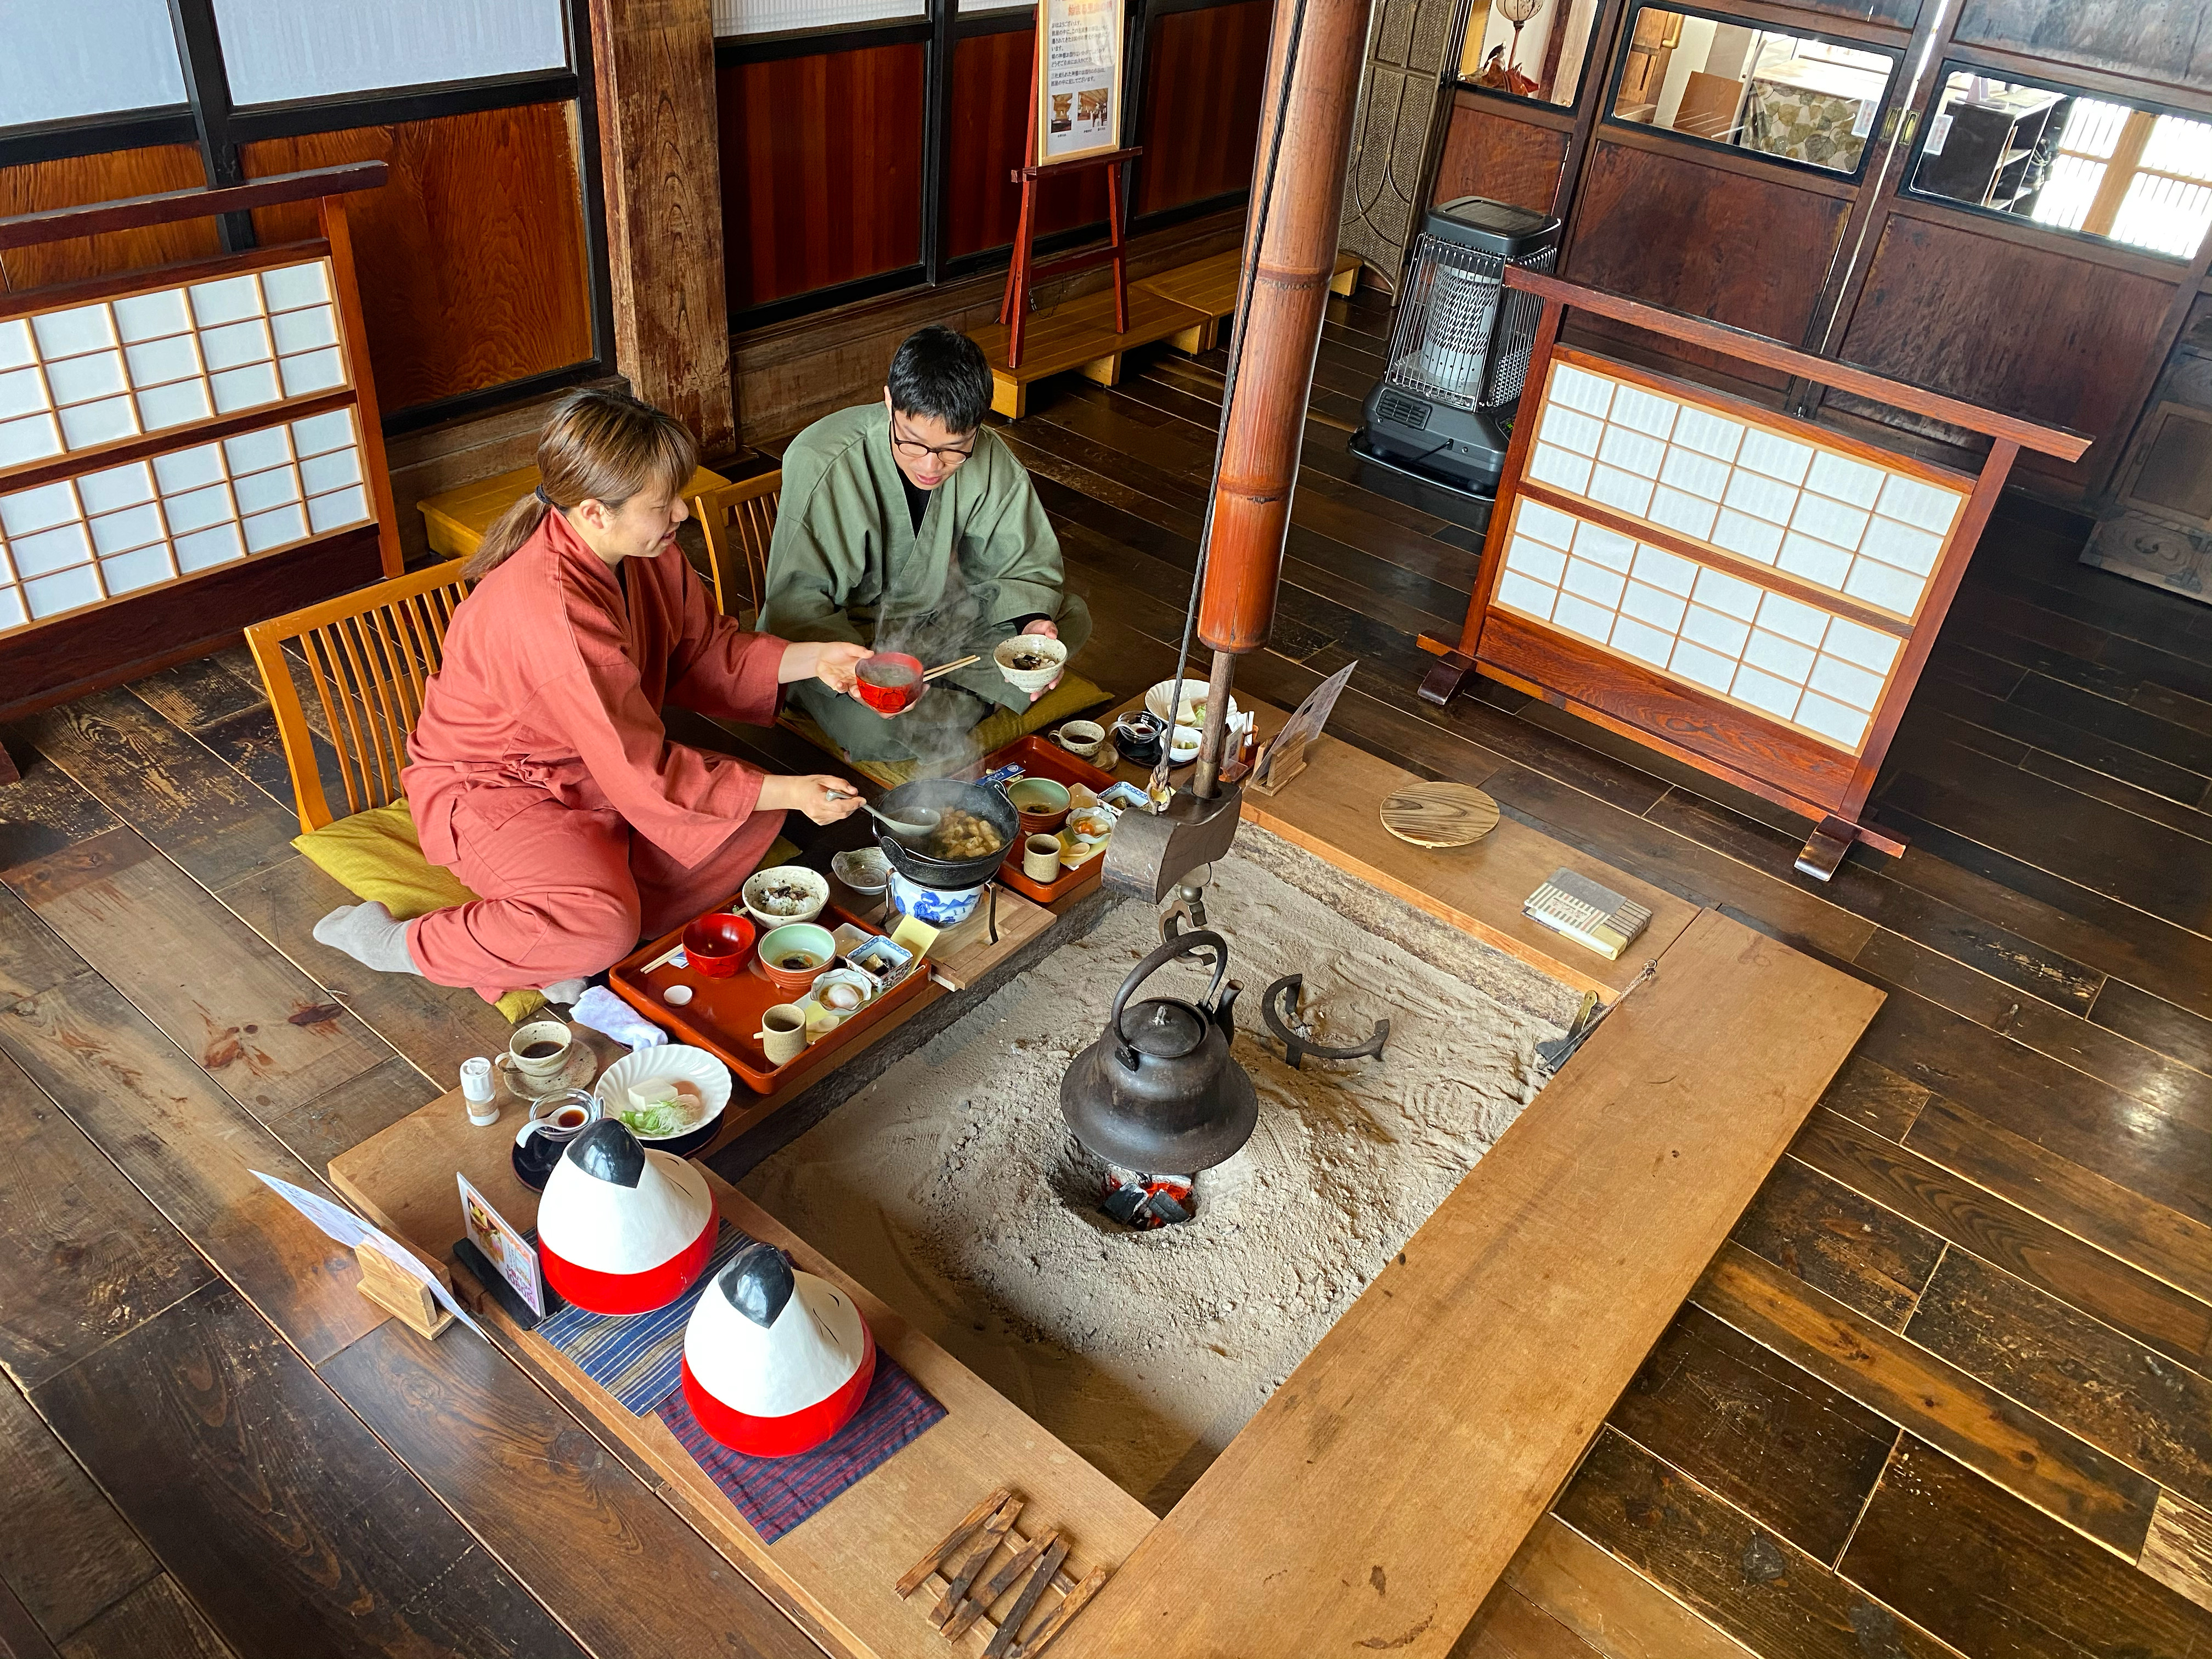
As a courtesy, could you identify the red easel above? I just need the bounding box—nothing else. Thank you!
[997,57,1142,370]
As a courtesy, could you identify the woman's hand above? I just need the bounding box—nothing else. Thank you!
[778,640,872,693]
[1019,617,1063,703]
[758,774,867,825]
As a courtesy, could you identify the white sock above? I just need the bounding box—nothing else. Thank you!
[311,902,422,976]
[540,978,589,1005]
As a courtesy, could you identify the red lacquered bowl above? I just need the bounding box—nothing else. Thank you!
[682,912,755,979]
[854,651,924,714]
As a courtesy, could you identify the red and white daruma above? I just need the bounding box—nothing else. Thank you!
[536,1119,717,1314]
[682,1241,875,1457]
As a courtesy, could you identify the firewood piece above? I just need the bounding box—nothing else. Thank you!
[982,1537,1068,1659]
[896,1486,1012,1598]
[1011,1564,1109,1659]
[943,1527,1059,1641]
[932,1497,1022,1627]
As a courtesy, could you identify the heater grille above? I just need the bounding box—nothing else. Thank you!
[1382,236,1557,414]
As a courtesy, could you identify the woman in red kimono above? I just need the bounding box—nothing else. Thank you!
[313,390,866,1003]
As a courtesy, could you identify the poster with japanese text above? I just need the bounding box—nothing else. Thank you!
[1035,0,1123,166]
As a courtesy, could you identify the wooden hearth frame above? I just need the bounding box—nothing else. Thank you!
[1415,267,2089,882]
[329,695,1882,1659]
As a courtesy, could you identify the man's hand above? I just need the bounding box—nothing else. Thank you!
[779,639,871,693]
[758,774,867,825]
[1020,617,1063,702]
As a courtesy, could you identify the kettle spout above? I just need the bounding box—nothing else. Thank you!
[1212,979,1242,1041]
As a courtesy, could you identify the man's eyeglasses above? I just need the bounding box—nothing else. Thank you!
[890,417,977,468]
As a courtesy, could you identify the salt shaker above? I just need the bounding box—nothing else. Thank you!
[461,1056,499,1127]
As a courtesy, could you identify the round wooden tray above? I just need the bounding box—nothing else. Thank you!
[1380,781,1500,848]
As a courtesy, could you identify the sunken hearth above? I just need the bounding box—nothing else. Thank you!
[738,826,1576,1512]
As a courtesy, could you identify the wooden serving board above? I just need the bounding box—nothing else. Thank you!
[610,904,929,1094]
[1380,781,1501,848]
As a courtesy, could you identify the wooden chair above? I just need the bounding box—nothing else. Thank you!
[692,471,781,623]
[245,560,471,834]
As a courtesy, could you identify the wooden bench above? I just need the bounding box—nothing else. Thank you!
[417,462,732,561]
[1138,249,1363,355]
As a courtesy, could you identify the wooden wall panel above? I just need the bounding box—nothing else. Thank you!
[1836,215,2180,494]
[718,44,927,312]
[1135,0,1273,216]
[1564,140,1849,344]
[0,146,221,294]
[946,28,1109,260]
[242,103,595,415]
[1430,95,1568,215]
[1950,0,2212,94]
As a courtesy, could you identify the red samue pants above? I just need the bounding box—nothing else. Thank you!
[405,792,785,1002]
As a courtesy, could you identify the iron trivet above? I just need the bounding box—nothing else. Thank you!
[1260,973,1391,1070]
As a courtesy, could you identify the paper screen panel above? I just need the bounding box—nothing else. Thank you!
[0,407,370,637]
[1522,357,1967,624]
[1492,494,1903,753]
[0,259,347,470]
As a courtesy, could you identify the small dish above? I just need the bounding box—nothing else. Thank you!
[830,847,890,896]
[1067,805,1117,843]
[741,865,828,928]
[1100,781,1151,811]
[594,1045,732,1158]
[809,966,877,1018]
[994,634,1068,696]
[1056,719,1106,758]
[847,935,916,987]
[1146,678,1240,728]
[756,922,837,997]
[681,911,755,980]
[855,650,925,714]
[1169,724,1201,765]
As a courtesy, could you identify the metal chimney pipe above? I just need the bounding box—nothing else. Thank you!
[1194,0,1375,659]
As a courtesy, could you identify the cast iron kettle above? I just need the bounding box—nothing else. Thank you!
[1060,929,1256,1173]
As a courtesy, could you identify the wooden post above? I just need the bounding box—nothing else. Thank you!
[589,0,738,458]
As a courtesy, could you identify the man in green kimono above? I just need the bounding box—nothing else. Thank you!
[761,325,1092,764]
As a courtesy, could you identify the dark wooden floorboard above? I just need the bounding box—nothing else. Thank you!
[0,1372,161,1650]
[0,346,2207,1658]
[1839,1438,2212,1658]
[33,1282,590,1659]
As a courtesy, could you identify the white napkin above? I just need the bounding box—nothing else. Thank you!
[571,986,668,1051]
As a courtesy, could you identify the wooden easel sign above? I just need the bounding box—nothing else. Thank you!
[1035,0,1124,167]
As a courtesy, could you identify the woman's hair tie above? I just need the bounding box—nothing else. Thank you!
[533,485,553,507]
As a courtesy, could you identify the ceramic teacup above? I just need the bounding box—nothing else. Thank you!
[495,1019,573,1096]
[1057,719,1105,758]
[1024,833,1064,882]
[757,1003,807,1066]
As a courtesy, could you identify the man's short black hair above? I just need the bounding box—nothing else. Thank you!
[887,325,991,435]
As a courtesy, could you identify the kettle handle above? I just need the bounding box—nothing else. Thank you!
[1110,929,1229,1071]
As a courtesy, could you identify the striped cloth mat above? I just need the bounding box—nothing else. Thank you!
[656,1354,945,1542]
[535,1222,751,1414]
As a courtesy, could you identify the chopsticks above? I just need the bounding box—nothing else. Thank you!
[921,654,979,682]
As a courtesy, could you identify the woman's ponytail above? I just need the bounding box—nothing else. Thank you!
[464,492,551,581]
[458,392,699,583]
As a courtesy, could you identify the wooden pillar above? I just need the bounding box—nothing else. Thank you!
[589,0,738,457]
[1196,0,1378,654]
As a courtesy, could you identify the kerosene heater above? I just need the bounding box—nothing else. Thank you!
[1352,196,1561,496]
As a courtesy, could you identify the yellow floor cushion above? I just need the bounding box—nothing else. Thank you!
[779,673,1113,788]
[294,800,802,1024]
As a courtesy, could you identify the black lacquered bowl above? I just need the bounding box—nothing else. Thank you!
[874,778,1019,890]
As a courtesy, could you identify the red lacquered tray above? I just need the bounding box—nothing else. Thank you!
[983,735,1118,904]
[609,901,930,1094]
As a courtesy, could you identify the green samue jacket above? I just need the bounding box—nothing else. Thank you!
[760,402,1091,762]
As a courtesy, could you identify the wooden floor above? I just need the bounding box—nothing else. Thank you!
[0,287,2208,1658]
